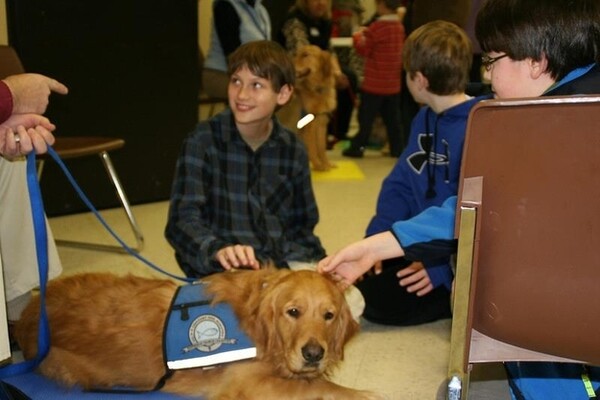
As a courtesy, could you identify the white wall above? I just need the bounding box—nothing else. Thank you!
[360,0,375,21]
[0,1,7,45]
[199,0,212,53]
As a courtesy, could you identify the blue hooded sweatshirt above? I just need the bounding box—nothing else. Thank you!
[366,94,490,290]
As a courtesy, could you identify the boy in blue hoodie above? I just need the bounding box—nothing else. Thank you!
[351,20,491,326]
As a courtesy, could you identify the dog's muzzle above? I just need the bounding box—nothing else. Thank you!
[301,339,324,366]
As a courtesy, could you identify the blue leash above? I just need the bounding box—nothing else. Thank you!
[0,145,193,378]
[0,152,50,378]
[43,146,193,284]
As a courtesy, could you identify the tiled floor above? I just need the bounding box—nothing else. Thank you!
[46,147,510,399]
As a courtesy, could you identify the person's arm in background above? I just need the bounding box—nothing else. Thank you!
[213,1,243,57]
[352,23,373,57]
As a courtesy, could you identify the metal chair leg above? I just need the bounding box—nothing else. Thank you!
[54,151,144,253]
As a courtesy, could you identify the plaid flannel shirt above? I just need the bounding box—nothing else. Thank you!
[165,109,325,277]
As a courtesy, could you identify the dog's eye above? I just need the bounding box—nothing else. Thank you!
[287,308,301,318]
[324,311,335,321]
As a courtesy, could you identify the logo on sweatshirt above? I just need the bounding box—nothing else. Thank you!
[407,134,449,174]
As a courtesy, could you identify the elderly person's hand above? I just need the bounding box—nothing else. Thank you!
[0,113,56,157]
[3,73,68,115]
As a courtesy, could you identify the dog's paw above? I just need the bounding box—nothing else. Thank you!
[312,161,336,172]
[311,164,329,172]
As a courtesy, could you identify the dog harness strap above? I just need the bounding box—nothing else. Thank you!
[85,370,174,394]
[0,152,51,378]
[171,299,212,321]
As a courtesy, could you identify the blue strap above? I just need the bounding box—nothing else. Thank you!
[44,146,193,283]
[0,152,51,378]
[1,143,193,378]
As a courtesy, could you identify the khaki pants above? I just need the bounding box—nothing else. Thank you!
[0,157,62,320]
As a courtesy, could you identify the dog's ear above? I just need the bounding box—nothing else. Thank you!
[248,268,292,358]
[332,293,360,361]
[320,50,333,79]
[204,269,269,318]
[321,274,360,360]
[252,285,279,358]
[203,268,283,349]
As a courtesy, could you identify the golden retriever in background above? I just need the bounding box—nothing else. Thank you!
[294,45,339,171]
[14,268,385,400]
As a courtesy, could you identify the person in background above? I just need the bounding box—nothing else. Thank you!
[342,0,406,159]
[0,72,68,323]
[202,0,271,99]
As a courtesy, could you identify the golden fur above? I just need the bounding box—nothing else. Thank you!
[14,268,385,400]
[294,44,339,171]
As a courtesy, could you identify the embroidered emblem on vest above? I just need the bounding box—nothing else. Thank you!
[186,314,235,353]
[164,283,257,369]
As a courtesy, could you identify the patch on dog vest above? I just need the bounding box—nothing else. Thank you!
[164,282,256,370]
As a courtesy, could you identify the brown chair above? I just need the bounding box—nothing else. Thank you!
[0,44,144,253]
[447,95,600,398]
[198,46,227,118]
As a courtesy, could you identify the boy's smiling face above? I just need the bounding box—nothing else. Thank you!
[228,66,292,131]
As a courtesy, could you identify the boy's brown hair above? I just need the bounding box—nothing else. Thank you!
[227,40,296,93]
[403,20,472,95]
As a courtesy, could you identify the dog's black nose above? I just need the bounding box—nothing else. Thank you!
[302,341,324,363]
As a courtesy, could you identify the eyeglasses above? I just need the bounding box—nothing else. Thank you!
[481,54,508,71]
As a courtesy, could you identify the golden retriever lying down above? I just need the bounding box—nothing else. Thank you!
[294,44,339,171]
[14,268,385,400]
